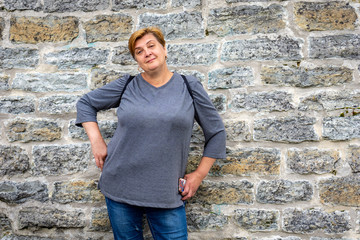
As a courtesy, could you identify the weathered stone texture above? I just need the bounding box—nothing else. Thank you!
[209,94,227,114]
[254,116,318,143]
[0,73,10,91]
[261,66,353,87]
[224,120,251,142]
[320,176,360,207]
[167,43,218,66]
[112,0,167,10]
[44,48,109,69]
[230,90,293,112]
[221,37,302,61]
[323,116,360,141]
[172,0,201,8]
[287,148,340,175]
[1,235,62,240]
[84,14,133,43]
[256,180,313,204]
[18,207,85,229]
[208,67,254,89]
[112,46,137,66]
[283,208,351,233]
[0,48,39,69]
[207,4,285,36]
[192,180,254,205]
[309,34,360,59]
[5,118,62,143]
[348,145,360,173]
[52,180,104,204]
[32,144,90,176]
[0,97,35,114]
[43,0,109,12]
[217,148,281,176]
[0,17,4,40]
[4,0,42,11]
[38,95,80,114]
[186,205,228,231]
[139,12,204,40]
[69,120,117,140]
[0,145,30,176]
[91,68,129,90]
[294,2,357,31]
[0,181,48,204]
[0,212,12,235]
[10,16,79,44]
[234,209,279,231]
[90,207,111,231]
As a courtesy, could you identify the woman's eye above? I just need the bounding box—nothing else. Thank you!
[136,50,142,55]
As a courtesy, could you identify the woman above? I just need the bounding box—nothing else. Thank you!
[76,27,226,239]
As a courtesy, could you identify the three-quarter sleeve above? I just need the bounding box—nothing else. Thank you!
[75,75,130,127]
[189,76,226,159]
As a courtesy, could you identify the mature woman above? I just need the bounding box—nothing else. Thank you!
[76,27,226,239]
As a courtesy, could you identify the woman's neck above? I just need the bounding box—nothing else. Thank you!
[141,67,173,88]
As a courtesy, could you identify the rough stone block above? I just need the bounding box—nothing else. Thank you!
[261,65,353,87]
[5,118,62,143]
[69,120,117,140]
[0,97,35,114]
[139,12,204,40]
[44,48,109,69]
[112,46,137,66]
[38,95,80,115]
[32,144,90,176]
[256,179,313,204]
[209,94,227,114]
[91,68,129,90]
[348,145,360,173]
[167,43,218,66]
[89,207,111,231]
[230,90,293,112]
[171,0,201,8]
[10,16,79,44]
[112,0,167,10]
[217,148,280,176]
[309,34,360,59]
[0,48,39,69]
[208,67,254,89]
[299,90,360,111]
[319,176,360,207]
[0,212,12,236]
[234,209,279,231]
[221,36,302,61]
[0,73,10,91]
[0,145,30,176]
[177,70,206,84]
[323,116,360,141]
[224,120,251,142]
[294,2,357,31]
[191,180,254,205]
[84,14,133,43]
[52,180,104,203]
[12,73,87,92]
[254,116,319,143]
[0,17,4,40]
[207,4,285,36]
[43,0,109,12]
[4,0,42,11]
[186,205,228,231]
[283,208,350,233]
[0,181,48,204]
[287,148,340,174]
[0,235,62,240]
[18,207,85,229]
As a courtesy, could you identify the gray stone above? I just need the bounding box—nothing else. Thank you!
[0,48,39,69]
[287,148,340,174]
[90,68,131,90]
[186,205,228,231]
[230,90,293,112]
[234,209,279,231]
[18,207,85,229]
[207,4,285,36]
[258,238,301,240]
[89,207,111,231]
[190,122,204,144]
[12,73,87,92]
[44,48,109,69]
[69,120,117,140]
[226,0,281,2]
[43,0,109,12]
[171,0,201,8]
[176,70,206,84]
[5,118,62,143]
[323,116,360,141]
[139,12,204,40]
[209,94,227,114]
[348,145,360,173]
[254,116,319,143]
[0,181,48,204]
[0,73,10,90]
[4,0,42,11]
[224,120,251,142]
[112,46,137,66]
[221,36,302,61]
[0,145,30,176]
[1,235,63,240]
[261,65,353,87]
[32,144,90,176]
[256,179,313,204]
[283,208,351,233]
[0,212,12,234]
[208,67,254,89]
[111,0,167,10]
[0,97,35,114]
[167,43,218,66]
[38,95,80,114]
[309,34,360,59]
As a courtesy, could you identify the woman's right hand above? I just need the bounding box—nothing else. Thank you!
[91,138,107,171]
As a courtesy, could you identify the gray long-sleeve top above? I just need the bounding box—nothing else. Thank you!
[76,72,226,208]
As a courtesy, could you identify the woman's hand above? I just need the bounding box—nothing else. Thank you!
[91,138,107,171]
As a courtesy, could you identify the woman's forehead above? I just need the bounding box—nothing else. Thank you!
[134,34,157,48]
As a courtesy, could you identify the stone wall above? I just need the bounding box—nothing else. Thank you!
[0,0,359,239]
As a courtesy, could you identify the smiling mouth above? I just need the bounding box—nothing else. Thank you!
[146,58,156,63]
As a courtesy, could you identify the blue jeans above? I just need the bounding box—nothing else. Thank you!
[105,197,188,240]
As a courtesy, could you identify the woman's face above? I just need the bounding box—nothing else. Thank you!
[134,33,167,73]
